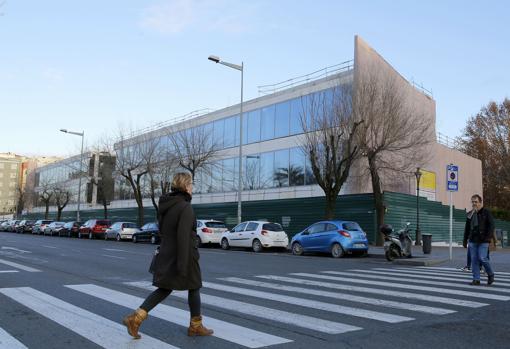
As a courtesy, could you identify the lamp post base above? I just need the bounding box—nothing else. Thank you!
[415,229,422,246]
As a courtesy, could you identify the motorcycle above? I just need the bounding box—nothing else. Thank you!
[381,222,413,261]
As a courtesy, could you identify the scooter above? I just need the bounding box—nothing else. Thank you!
[381,222,413,261]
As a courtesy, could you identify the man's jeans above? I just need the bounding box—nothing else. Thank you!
[469,242,494,280]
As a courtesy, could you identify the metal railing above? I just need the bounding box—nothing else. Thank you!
[437,132,460,149]
[257,60,354,95]
[409,78,433,98]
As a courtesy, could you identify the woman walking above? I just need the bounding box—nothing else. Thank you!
[123,172,213,339]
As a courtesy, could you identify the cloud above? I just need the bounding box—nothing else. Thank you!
[139,0,255,35]
[42,68,64,83]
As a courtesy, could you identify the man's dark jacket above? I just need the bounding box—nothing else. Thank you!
[463,207,495,245]
[152,190,202,290]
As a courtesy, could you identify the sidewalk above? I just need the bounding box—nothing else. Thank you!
[368,245,510,271]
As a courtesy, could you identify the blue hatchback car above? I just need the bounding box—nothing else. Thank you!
[291,220,369,258]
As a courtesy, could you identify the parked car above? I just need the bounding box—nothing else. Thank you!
[196,219,229,246]
[5,220,20,232]
[32,220,54,235]
[105,222,140,241]
[79,219,111,239]
[0,220,10,231]
[132,222,160,244]
[44,222,66,236]
[220,221,289,252]
[59,221,83,237]
[16,220,35,233]
[290,220,369,258]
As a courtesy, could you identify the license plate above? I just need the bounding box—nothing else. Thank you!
[353,243,366,248]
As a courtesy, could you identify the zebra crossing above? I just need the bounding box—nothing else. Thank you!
[1,265,510,348]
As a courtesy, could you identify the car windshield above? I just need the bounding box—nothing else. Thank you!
[123,223,138,228]
[342,222,362,231]
[262,223,283,232]
[42,221,53,224]
[205,222,227,228]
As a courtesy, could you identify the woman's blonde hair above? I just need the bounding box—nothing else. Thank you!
[171,172,192,192]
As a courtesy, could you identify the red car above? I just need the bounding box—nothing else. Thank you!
[78,219,111,239]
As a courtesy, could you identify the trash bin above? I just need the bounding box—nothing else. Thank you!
[422,233,432,254]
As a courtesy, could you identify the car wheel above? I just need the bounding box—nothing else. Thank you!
[197,236,202,248]
[292,242,304,256]
[151,235,157,245]
[331,243,345,258]
[68,231,71,238]
[252,239,263,253]
[104,233,108,240]
[385,247,399,262]
[221,238,230,250]
[78,233,81,239]
[89,232,93,239]
[116,234,121,242]
[132,235,137,243]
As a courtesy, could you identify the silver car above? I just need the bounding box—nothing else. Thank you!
[105,222,140,241]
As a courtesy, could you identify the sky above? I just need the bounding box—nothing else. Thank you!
[0,0,509,157]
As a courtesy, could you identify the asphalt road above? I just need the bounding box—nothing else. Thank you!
[1,232,510,349]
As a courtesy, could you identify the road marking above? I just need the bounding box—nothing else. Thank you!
[402,267,510,281]
[220,277,454,315]
[202,281,413,323]
[0,259,40,272]
[0,270,18,273]
[291,273,510,301]
[41,245,57,249]
[322,271,510,294]
[365,268,510,287]
[67,284,291,348]
[126,281,361,334]
[0,287,177,349]
[256,275,487,308]
[101,254,126,260]
[417,266,510,276]
[0,326,28,349]
[103,249,128,252]
[0,247,31,253]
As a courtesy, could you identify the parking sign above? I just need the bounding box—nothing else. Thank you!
[447,164,458,192]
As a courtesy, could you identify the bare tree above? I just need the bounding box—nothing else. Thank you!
[147,149,178,217]
[167,123,220,182]
[53,186,71,221]
[114,128,160,226]
[353,65,434,245]
[39,183,54,220]
[301,83,364,219]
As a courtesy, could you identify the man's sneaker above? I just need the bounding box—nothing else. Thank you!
[460,266,471,272]
[470,280,481,286]
[488,274,495,286]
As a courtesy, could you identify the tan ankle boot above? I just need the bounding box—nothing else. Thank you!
[123,308,148,339]
[188,315,214,336]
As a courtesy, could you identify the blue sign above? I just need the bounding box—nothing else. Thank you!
[447,164,458,192]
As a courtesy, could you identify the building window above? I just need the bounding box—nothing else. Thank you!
[213,119,225,149]
[224,115,240,148]
[245,109,261,144]
[275,101,290,138]
[260,152,274,189]
[244,155,260,190]
[260,105,275,141]
[289,148,305,186]
[274,149,289,187]
[11,164,17,170]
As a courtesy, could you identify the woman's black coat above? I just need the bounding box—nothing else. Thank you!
[152,191,202,290]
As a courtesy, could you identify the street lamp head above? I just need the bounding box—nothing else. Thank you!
[60,129,68,133]
[208,55,220,63]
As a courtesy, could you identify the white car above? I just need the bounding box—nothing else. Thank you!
[105,222,140,241]
[196,219,228,245]
[220,221,289,252]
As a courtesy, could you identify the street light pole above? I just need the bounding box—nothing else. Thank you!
[208,55,244,224]
[60,129,85,222]
[415,167,422,246]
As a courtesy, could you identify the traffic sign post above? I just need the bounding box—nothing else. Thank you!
[447,164,459,260]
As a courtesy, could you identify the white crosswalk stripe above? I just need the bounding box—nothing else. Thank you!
[66,283,292,348]
[367,268,510,286]
[0,326,28,349]
[255,275,487,308]
[0,287,178,349]
[0,259,40,272]
[401,267,510,281]
[220,277,455,315]
[0,270,18,274]
[340,270,510,290]
[417,266,510,276]
[291,273,510,301]
[125,281,361,334]
[202,281,413,323]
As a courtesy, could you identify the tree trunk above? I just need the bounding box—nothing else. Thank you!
[368,155,385,246]
[324,192,337,220]
[44,202,49,219]
[103,203,108,219]
[137,205,144,227]
[57,208,62,221]
[150,194,159,219]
